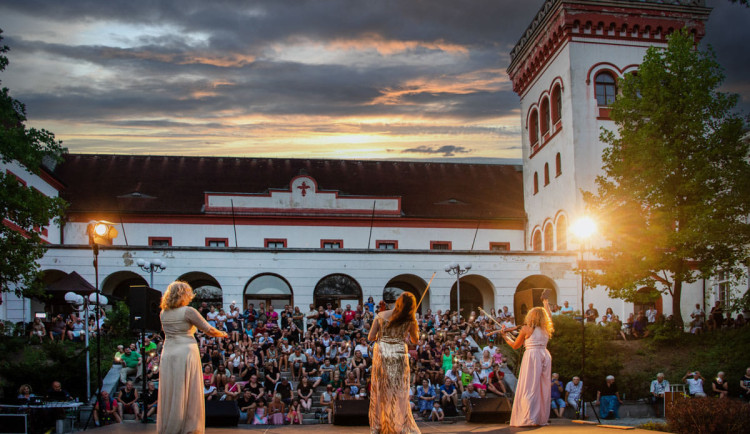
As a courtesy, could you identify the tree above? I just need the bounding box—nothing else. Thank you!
[0,29,67,297]
[583,29,750,327]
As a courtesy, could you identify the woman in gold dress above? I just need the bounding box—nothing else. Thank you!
[368,293,420,434]
[157,281,227,434]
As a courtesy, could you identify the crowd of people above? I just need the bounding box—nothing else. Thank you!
[24,296,747,426]
[102,299,517,425]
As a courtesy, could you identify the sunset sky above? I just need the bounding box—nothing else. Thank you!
[1,0,748,161]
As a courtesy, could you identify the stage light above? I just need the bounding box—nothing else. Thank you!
[87,220,118,246]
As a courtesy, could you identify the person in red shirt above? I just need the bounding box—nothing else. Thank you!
[344,304,356,324]
[94,390,121,426]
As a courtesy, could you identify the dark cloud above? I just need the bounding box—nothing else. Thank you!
[402,145,471,157]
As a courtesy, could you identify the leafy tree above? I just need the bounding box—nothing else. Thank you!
[584,29,750,327]
[0,29,67,297]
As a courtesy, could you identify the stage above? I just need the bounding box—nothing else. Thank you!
[93,419,653,433]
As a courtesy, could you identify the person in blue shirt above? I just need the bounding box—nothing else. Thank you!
[550,373,566,418]
[440,377,458,411]
[416,379,436,417]
[364,297,375,313]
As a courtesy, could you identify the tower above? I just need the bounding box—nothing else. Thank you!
[507,0,711,252]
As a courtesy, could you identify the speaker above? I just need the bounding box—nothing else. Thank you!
[333,400,369,425]
[466,397,512,423]
[205,400,240,427]
[129,286,162,332]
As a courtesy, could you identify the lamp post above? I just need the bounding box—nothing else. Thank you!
[64,291,108,401]
[444,262,472,320]
[86,221,118,405]
[570,216,596,417]
[135,258,167,287]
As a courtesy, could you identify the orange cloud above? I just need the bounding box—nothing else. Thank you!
[371,68,510,105]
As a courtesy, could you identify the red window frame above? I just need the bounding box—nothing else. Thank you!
[489,242,511,251]
[205,238,229,247]
[148,237,172,247]
[429,241,452,250]
[375,240,398,250]
[321,239,344,249]
[264,238,288,248]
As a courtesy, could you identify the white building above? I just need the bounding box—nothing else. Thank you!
[2,0,745,327]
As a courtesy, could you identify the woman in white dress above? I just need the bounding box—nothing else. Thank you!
[157,282,227,434]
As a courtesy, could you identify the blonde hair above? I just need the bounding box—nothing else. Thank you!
[160,281,194,310]
[524,306,554,336]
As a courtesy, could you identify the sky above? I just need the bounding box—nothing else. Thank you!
[1,0,748,161]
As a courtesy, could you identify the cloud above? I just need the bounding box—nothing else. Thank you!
[401,145,471,157]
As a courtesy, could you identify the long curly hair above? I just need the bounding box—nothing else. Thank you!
[160,281,194,311]
[524,306,554,336]
[387,292,417,329]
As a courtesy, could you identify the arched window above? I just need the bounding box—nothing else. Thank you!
[551,85,562,123]
[555,153,562,177]
[556,214,567,250]
[544,163,550,186]
[595,71,617,106]
[544,224,554,251]
[532,230,542,251]
[529,109,539,146]
[533,172,539,194]
[540,97,550,135]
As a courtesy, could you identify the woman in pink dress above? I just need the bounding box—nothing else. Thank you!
[488,296,553,427]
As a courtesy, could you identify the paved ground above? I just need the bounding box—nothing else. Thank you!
[96,418,658,433]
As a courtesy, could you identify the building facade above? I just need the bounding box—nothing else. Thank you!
[3,0,746,327]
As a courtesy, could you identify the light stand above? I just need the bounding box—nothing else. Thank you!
[134,259,165,424]
[64,291,108,402]
[135,258,167,287]
[570,216,596,420]
[83,221,118,430]
[445,263,472,320]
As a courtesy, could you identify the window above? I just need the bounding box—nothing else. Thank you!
[544,224,554,251]
[321,239,343,249]
[555,153,562,177]
[529,109,539,145]
[540,97,550,135]
[544,163,550,186]
[556,214,567,250]
[715,271,732,308]
[430,241,452,250]
[206,238,228,247]
[595,72,617,106]
[489,242,510,252]
[533,172,539,194]
[148,237,172,247]
[376,240,398,250]
[532,230,542,251]
[264,239,287,248]
[551,85,562,123]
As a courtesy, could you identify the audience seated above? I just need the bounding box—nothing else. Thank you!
[682,371,707,398]
[649,373,669,417]
[595,375,622,420]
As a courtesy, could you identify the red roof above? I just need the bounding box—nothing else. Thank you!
[54,154,525,221]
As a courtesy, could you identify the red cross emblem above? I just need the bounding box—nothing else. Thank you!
[297,181,311,197]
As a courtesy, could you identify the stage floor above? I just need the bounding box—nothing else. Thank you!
[94,419,652,433]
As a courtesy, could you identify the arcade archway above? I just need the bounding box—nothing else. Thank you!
[450,274,495,319]
[244,273,293,312]
[314,274,362,309]
[383,274,428,314]
[101,271,148,304]
[514,275,558,325]
[178,271,223,307]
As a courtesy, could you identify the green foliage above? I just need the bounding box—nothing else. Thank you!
[584,29,750,325]
[0,335,129,400]
[104,301,131,339]
[666,397,750,434]
[547,315,622,400]
[0,29,67,297]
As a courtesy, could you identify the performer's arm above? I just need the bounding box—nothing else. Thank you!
[185,307,228,338]
[367,316,380,341]
[502,327,528,350]
[407,321,419,345]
